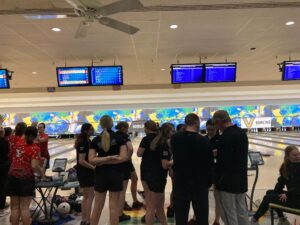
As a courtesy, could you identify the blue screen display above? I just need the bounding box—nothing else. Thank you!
[171,64,204,84]
[205,63,236,82]
[57,67,90,87]
[0,69,9,89]
[90,66,123,86]
[283,61,300,80]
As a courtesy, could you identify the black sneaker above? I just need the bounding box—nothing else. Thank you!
[124,201,132,211]
[167,206,174,218]
[119,213,131,222]
[132,201,143,209]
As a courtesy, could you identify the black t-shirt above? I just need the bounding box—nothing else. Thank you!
[115,131,132,167]
[139,133,157,172]
[148,141,172,180]
[0,137,9,166]
[91,130,126,173]
[215,125,248,193]
[171,130,213,187]
[75,137,93,173]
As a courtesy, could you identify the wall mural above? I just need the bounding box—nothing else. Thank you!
[1,104,300,134]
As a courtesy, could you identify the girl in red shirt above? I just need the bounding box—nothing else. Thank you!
[37,123,49,169]
[5,126,45,225]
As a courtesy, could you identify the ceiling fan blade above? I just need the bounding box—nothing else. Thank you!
[78,0,102,9]
[99,0,143,16]
[99,17,139,35]
[75,20,92,39]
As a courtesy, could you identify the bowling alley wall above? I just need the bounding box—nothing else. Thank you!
[0,104,300,135]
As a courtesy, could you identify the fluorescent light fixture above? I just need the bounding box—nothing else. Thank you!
[32,72,37,75]
[24,15,67,20]
[286,21,295,26]
[170,24,178,29]
[161,68,166,71]
[52,27,61,32]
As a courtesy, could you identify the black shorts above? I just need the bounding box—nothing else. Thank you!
[146,177,167,193]
[5,175,35,196]
[129,161,135,173]
[94,169,123,193]
[77,169,94,188]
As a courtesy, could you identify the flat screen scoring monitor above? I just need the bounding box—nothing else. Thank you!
[205,63,237,82]
[282,61,300,81]
[57,67,90,87]
[0,69,9,89]
[90,66,123,86]
[171,64,204,84]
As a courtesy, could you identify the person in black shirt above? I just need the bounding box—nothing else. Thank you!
[88,115,127,225]
[0,127,10,217]
[75,123,95,225]
[115,121,133,222]
[167,123,185,218]
[188,119,221,225]
[146,123,174,225]
[171,113,213,225]
[251,145,300,225]
[212,110,250,225]
[137,120,158,221]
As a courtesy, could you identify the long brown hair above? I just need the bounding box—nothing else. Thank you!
[100,115,113,152]
[150,123,174,151]
[280,145,298,179]
[75,123,92,149]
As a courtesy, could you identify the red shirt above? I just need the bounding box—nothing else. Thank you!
[38,133,49,159]
[8,135,24,164]
[9,140,41,179]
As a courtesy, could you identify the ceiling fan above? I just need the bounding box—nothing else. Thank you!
[28,0,144,38]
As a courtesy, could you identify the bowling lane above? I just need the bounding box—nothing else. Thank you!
[267,131,300,138]
[248,134,300,146]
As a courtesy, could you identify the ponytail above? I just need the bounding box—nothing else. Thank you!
[100,115,113,152]
[101,128,111,152]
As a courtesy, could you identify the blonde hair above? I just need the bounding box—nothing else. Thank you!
[100,115,113,152]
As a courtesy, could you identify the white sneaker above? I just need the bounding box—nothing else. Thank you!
[0,209,9,217]
[277,218,291,225]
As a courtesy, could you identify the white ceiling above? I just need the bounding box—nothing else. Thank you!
[0,0,300,111]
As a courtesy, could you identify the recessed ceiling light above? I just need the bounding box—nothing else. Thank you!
[161,68,166,71]
[51,27,61,32]
[170,24,178,29]
[250,47,256,51]
[32,72,37,75]
[286,21,295,26]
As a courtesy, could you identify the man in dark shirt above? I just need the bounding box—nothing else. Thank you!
[0,127,9,216]
[213,110,250,225]
[171,113,213,225]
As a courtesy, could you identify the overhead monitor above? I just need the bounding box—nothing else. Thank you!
[171,64,204,84]
[282,61,300,81]
[56,67,90,87]
[0,69,10,89]
[204,63,237,83]
[90,66,123,86]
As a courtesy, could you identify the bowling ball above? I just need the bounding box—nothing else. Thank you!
[73,198,82,213]
[68,193,78,202]
[67,168,78,182]
[57,202,71,216]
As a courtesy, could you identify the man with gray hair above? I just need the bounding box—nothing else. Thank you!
[212,110,250,225]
